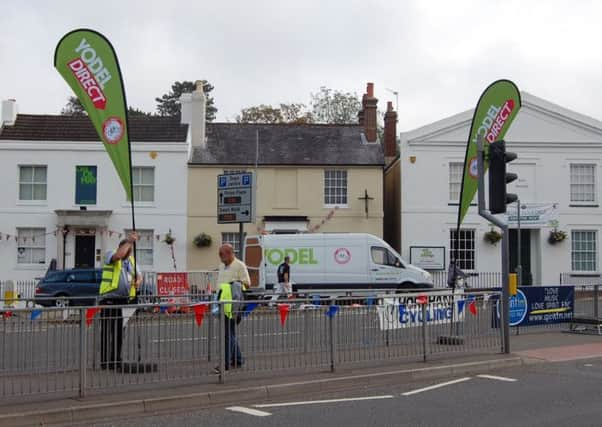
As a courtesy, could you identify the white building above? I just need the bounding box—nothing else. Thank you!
[0,100,189,280]
[397,92,602,286]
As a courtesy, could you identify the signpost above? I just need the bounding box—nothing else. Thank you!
[217,172,256,255]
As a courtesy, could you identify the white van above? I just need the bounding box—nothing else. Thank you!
[244,233,433,293]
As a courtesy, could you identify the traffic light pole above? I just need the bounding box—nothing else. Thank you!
[476,136,510,354]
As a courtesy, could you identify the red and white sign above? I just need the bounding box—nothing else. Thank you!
[334,248,351,265]
[157,272,189,301]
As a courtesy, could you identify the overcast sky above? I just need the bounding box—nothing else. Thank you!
[1,0,601,131]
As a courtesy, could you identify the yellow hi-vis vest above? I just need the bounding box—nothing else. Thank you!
[100,255,137,298]
[218,283,233,319]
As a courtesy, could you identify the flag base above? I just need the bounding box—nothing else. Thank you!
[437,335,464,345]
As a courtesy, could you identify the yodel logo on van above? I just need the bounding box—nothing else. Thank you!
[265,248,319,265]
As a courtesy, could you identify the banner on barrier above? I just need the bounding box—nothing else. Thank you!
[498,286,574,326]
[376,291,466,330]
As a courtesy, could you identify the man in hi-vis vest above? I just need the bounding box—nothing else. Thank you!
[99,232,142,370]
[213,244,250,374]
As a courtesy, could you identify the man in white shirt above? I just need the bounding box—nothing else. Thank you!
[217,244,251,289]
[215,244,250,373]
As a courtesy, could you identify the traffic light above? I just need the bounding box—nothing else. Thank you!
[488,140,518,214]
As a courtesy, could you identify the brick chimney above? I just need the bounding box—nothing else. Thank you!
[180,81,206,153]
[363,83,378,143]
[384,101,398,163]
[1,99,18,126]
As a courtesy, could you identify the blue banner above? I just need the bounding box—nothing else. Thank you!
[496,286,574,326]
[75,165,97,205]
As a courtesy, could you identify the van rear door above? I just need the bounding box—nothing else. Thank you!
[244,237,263,289]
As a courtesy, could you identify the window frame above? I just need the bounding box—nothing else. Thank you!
[449,228,476,271]
[569,163,597,205]
[448,162,464,204]
[131,166,155,204]
[221,232,246,257]
[16,227,46,266]
[571,230,598,273]
[125,229,154,267]
[323,169,348,207]
[18,165,48,204]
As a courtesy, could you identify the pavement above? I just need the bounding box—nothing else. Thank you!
[2,330,602,426]
[87,358,602,427]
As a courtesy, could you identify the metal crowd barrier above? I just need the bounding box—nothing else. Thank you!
[0,291,502,401]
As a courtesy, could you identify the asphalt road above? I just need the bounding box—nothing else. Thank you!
[82,358,602,427]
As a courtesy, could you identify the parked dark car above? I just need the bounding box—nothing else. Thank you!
[34,269,102,307]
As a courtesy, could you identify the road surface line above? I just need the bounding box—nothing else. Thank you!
[254,395,394,408]
[477,374,517,382]
[402,377,471,396]
[226,406,271,417]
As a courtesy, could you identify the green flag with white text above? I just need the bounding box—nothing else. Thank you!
[54,29,132,201]
[457,80,521,226]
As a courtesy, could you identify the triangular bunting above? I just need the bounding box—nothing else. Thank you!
[243,303,258,317]
[278,304,290,326]
[325,305,340,318]
[86,307,101,326]
[193,304,209,326]
[469,300,477,316]
[457,299,466,314]
[122,307,137,328]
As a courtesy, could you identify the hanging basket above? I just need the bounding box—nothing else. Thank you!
[483,229,502,245]
[193,232,212,248]
[548,230,567,245]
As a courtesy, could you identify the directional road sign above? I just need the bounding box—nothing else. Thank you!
[217,172,256,223]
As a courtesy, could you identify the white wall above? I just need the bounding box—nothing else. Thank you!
[400,94,602,285]
[0,140,188,280]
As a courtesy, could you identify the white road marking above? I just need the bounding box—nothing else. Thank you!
[254,395,394,408]
[226,406,272,417]
[402,377,472,396]
[584,364,594,367]
[477,374,517,382]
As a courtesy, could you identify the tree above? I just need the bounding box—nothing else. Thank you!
[280,103,313,124]
[237,104,283,124]
[61,96,86,116]
[310,87,361,124]
[127,107,152,117]
[236,103,313,124]
[155,80,217,121]
[62,96,151,117]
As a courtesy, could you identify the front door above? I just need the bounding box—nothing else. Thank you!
[509,229,532,286]
[75,235,95,268]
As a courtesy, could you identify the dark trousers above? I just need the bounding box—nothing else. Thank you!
[224,317,243,369]
[100,299,127,368]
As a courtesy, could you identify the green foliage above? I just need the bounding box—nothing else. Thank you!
[61,96,86,116]
[310,87,361,124]
[236,103,312,124]
[155,80,217,121]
